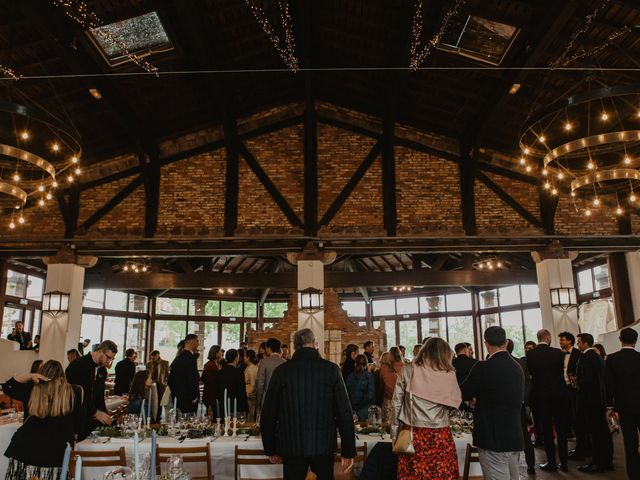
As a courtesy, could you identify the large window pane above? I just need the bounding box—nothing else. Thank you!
[102,316,126,371]
[342,300,366,317]
[479,289,498,309]
[80,314,102,350]
[446,293,472,312]
[26,276,44,301]
[189,321,219,359]
[523,308,543,343]
[32,310,42,337]
[126,318,146,362]
[105,290,128,311]
[398,321,418,356]
[243,302,257,318]
[384,320,396,347]
[421,317,446,340]
[501,310,524,357]
[221,301,243,317]
[221,323,241,351]
[577,270,594,295]
[447,316,474,350]
[593,265,610,291]
[188,299,220,316]
[128,294,148,313]
[2,306,22,339]
[419,296,445,314]
[480,314,499,338]
[520,285,539,304]
[156,297,188,315]
[498,286,521,307]
[396,297,419,315]
[154,320,187,362]
[5,270,26,298]
[263,302,288,318]
[373,299,395,316]
[83,289,105,309]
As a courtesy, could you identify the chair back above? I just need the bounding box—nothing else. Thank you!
[156,443,212,480]
[462,444,480,480]
[70,447,127,477]
[234,446,282,480]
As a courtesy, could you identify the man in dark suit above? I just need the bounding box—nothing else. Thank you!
[7,321,32,350]
[526,329,568,472]
[215,349,248,418]
[452,342,478,384]
[114,348,137,395]
[168,334,200,414]
[261,328,356,479]
[558,331,587,459]
[605,327,640,480]
[66,340,117,439]
[575,332,613,473]
[461,327,524,479]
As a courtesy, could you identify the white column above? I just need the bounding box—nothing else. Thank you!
[40,264,85,365]
[625,252,640,322]
[535,258,579,346]
[297,260,324,352]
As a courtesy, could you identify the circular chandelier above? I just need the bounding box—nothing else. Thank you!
[473,255,508,271]
[0,95,82,229]
[518,80,640,216]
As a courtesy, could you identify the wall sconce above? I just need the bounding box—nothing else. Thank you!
[299,287,323,314]
[550,287,577,310]
[42,290,70,317]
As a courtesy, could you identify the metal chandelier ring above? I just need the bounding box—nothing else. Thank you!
[0,180,28,204]
[543,130,640,167]
[571,168,640,192]
[0,143,57,178]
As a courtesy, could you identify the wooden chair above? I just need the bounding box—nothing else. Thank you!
[156,443,213,480]
[70,447,127,477]
[234,446,282,480]
[462,444,480,480]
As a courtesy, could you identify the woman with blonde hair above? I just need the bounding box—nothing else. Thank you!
[379,347,404,422]
[392,338,462,480]
[2,360,83,480]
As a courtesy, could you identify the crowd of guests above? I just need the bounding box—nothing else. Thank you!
[2,323,639,480]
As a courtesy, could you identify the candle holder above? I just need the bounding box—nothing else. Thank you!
[232,417,238,438]
[214,418,221,438]
[224,416,232,437]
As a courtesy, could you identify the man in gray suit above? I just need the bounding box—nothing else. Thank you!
[256,338,286,409]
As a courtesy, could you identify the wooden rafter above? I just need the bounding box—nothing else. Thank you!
[477,171,542,229]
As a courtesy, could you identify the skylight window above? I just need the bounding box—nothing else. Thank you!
[438,15,518,65]
[88,11,172,67]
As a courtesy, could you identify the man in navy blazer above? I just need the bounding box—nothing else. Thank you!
[462,326,524,480]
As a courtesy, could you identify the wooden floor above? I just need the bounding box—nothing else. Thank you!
[522,434,627,479]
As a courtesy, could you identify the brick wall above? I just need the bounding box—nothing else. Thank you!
[248,289,386,364]
[2,102,633,240]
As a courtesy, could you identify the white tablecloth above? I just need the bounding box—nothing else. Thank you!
[74,432,483,480]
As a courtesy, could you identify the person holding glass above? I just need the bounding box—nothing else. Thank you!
[346,354,375,422]
[3,360,83,480]
[391,337,462,480]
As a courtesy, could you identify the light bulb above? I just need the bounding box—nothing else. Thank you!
[616,207,623,215]
[217,288,224,294]
[75,168,81,175]
[67,175,74,183]
[478,263,484,270]
[624,156,631,165]
[487,263,494,270]
[227,288,234,294]
[585,209,592,217]
[601,112,609,121]
[587,161,595,170]
[18,216,25,224]
[564,122,572,131]
[631,194,637,202]
[52,143,60,152]
[38,185,45,192]
[523,148,530,155]
[557,172,564,180]
[21,131,29,140]
[593,198,600,206]
[538,135,546,143]
[544,181,551,189]
[571,191,576,197]
[71,156,79,164]
[551,188,558,196]
[542,169,548,176]
[13,173,20,182]
[9,221,15,229]
[141,266,147,272]
[519,157,526,165]
[525,165,532,173]
[497,261,503,268]
[38,199,45,206]
[123,265,129,272]
[45,192,52,200]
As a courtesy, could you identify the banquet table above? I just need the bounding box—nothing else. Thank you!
[74,432,483,480]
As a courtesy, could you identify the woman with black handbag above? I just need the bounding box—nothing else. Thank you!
[391,337,462,480]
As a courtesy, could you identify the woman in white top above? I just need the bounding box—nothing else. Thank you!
[244,349,259,421]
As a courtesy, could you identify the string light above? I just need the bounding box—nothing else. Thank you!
[38,185,45,192]
[392,286,413,292]
[593,197,600,206]
[38,199,45,206]
[551,188,558,196]
[544,181,551,189]
[630,193,637,202]
[0,64,20,80]
[52,142,60,152]
[557,172,565,180]
[9,221,15,229]
[616,207,623,215]
[18,215,25,224]
[542,169,548,176]
[244,0,299,72]
[624,156,631,165]
[601,112,609,121]
[409,0,466,71]
[519,157,526,165]
[564,121,572,131]
[587,161,595,170]
[21,131,29,140]
[45,192,52,200]
[75,167,81,175]
[525,165,532,173]
[12,173,20,182]
[52,181,58,188]
[585,208,592,217]
[571,191,576,197]
[523,148,530,155]
[53,0,159,75]
[67,175,74,183]
[71,156,79,164]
